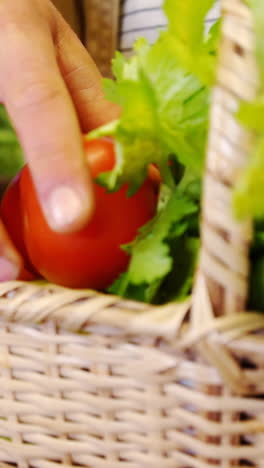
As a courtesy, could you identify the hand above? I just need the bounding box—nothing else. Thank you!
[0,0,119,281]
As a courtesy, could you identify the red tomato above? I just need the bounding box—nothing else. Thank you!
[20,138,157,289]
[0,171,38,281]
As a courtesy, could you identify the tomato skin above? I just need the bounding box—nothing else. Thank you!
[1,172,26,259]
[20,138,157,289]
[83,137,115,178]
[0,171,38,281]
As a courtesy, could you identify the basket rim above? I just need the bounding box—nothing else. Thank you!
[0,280,263,338]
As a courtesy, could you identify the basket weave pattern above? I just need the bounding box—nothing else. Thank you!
[0,1,264,467]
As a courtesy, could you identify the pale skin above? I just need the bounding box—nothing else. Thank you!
[0,0,119,281]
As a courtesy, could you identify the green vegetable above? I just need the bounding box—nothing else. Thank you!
[109,189,198,303]
[233,0,264,219]
[0,105,24,178]
[248,256,264,311]
[88,0,220,194]
[249,220,264,312]
[155,236,199,304]
[163,0,217,85]
[231,0,264,312]
[102,0,219,303]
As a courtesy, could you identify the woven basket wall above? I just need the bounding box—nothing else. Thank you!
[0,0,264,467]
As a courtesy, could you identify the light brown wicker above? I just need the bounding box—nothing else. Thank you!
[0,0,264,467]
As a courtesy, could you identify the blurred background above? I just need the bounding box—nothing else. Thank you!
[52,0,120,78]
[52,0,85,44]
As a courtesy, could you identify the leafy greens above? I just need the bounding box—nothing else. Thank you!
[234,0,264,218]
[90,0,220,302]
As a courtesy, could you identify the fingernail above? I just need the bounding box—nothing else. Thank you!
[0,257,19,281]
[47,185,90,232]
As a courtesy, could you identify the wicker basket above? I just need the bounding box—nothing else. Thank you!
[0,0,264,467]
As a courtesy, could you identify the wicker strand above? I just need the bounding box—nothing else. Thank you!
[190,3,260,466]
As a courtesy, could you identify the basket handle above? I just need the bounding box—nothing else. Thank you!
[192,0,258,319]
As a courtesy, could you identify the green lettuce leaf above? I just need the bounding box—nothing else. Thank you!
[155,236,199,304]
[108,189,198,303]
[88,0,219,194]
[163,0,217,85]
[233,0,264,218]
[248,255,264,311]
[103,0,220,303]
[234,137,264,218]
